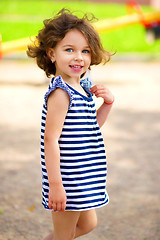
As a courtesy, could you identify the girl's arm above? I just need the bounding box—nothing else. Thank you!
[90,85,114,128]
[44,88,70,212]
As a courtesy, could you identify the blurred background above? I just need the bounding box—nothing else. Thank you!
[0,0,160,57]
[0,1,160,240]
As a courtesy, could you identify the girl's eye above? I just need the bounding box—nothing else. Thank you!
[66,48,73,52]
[82,49,90,54]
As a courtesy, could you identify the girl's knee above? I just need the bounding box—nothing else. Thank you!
[79,214,97,235]
[86,216,97,233]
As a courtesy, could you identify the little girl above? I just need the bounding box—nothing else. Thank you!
[27,9,114,240]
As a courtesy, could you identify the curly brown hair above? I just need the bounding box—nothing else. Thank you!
[27,9,111,77]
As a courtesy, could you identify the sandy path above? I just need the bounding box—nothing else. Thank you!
[0,59,160,240]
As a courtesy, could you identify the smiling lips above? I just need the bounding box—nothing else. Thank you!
[69,65,83,72]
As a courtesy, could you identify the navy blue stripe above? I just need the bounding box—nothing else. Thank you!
[60,155,106,164]
[62,127,99,132]
[59,138,103,144]
[63,121,97,126]
[60,149,105,157]
[67,192,105,199]
[65,115,96,120]
[60,144,104,151]
[65,199,109,210]
[43,175,48,180]
[68,109,96,114]
[42,105,47,110]
[62,173,106,182]
[63,179,105,188]
[41,123,45,128]
[61,167,106,176]
[72,103,95,107]
[41,116,46,120]
[43,181,49,187]
[60,132,101,138]
[61,162,106,170]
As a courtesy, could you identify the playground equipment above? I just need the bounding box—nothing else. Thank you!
[94,0,160,42]
[0,1,160,58]
[126,0,160,42]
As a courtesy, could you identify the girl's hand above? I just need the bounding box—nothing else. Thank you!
[90,85,114,104]
[48,183,67,212]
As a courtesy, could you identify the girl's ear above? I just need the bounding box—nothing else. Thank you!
[46,48,55,63]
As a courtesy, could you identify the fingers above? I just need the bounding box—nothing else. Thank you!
[48,199,53,210]
[61,201,66,212]
[49,200,66,212]
[90,85,108,97]
[90,85,114,104]
[48,186,67,212]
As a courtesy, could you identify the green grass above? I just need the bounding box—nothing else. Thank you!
[0,0,160,54]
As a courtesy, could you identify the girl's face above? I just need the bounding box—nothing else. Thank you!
[49,29,91,81]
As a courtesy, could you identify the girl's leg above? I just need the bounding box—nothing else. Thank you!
[43,232,54,240]
[43,209,97,240]
[75,209,97,238]
[52,211,80,240]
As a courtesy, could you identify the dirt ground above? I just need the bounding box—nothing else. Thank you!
[0,59,160,240]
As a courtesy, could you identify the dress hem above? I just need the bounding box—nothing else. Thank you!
[42,197,109,212]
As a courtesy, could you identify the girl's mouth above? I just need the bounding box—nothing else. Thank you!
[69,65,83,72]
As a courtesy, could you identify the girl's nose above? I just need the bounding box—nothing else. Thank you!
[74,52,83,61]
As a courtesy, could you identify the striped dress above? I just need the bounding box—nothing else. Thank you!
[41,75,109,211]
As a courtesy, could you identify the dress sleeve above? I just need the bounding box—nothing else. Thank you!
[44,76,74,109]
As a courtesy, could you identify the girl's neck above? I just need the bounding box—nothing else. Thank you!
[55,74,80,87]
[54,74,88,96]
[67,80,89,97]
[57,75,88,97]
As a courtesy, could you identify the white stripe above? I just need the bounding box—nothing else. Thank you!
[41,125,45,131]
[66,188,106,197]
[61,170,106,178]
[67,112,96,117]
[67,194,105,202]
[60,152,106,161]
[60,146,105,155]
[72,99,94,104]
[60,164,106,173]
[59,141,103,147]
[62,176,106,185]
[41,151,45,156]
[42,108,47,114]
[61,130,100,135]
[62,124,98,129]
[71,105,95,110]
[41,112,47,117]
[60,158,106,167]
[64,182,106,190]
[66,199,108,209]
[42,171,48,177]
[64,118,96,123]
[59,136,103,142]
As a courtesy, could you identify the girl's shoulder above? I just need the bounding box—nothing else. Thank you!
[44,76,74,108]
